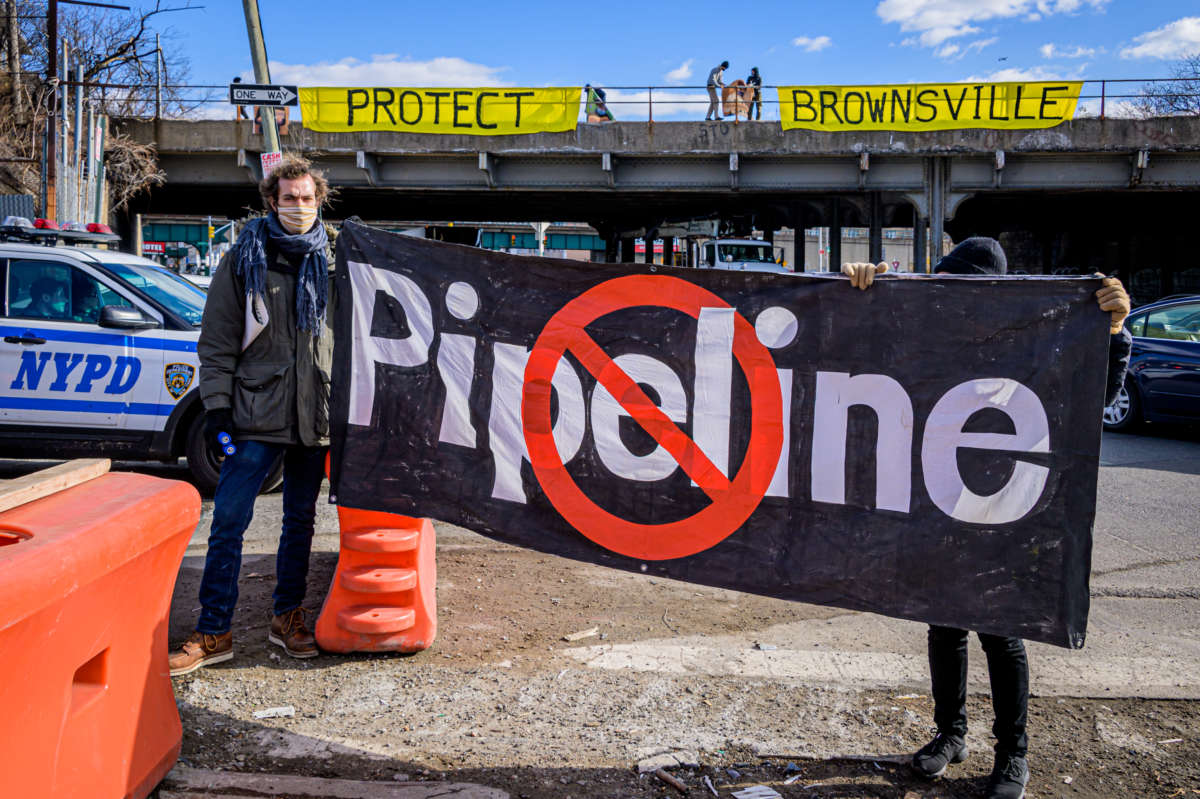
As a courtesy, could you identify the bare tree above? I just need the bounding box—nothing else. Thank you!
[104,130,164,210]
[1133,53,1200,118]
[1,1,205,213]
[48,0,209,118]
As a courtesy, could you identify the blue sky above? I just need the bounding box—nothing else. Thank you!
[160,1,1200,119]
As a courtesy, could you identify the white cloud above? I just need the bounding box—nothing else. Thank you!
[1040,43,1098,58]
[1120,17,1200,60]
[1075,97,1140,118]
[246,55,511,87]
[968,37,999,53]
[792,35,832,52]
[962,65,1066,82]
[665,59,694,83]
[878,0,1107,49]
[186,100,238,121]
[935,36,996,61]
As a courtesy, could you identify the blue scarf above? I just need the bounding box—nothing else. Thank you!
[233,213,329,335]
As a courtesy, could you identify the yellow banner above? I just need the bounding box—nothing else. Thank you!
[299,87,581,134]
[777,81,1081,132]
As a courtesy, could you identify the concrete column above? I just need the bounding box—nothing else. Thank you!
[604,234,619,263]
[929,158,945,267]
[620,237,635,263]
[829,201,842,271]
[913,216,928,273]
[869,193,883,263]
[790,204,808,271]
[661,235,675,266]
[643,229,657,264]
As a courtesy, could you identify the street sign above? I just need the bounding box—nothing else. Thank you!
[228,83,298,106]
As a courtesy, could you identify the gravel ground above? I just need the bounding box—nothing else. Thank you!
[163,531,1200,799]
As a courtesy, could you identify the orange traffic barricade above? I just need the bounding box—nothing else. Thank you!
[0,460,199,799]
[315,505,437,653]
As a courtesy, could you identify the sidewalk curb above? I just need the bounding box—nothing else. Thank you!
[160,766,509,798]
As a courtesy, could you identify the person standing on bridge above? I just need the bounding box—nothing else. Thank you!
[705,60,729,120]
[232,77,249,120]
[169,153,335,676]
[842,238,1131,799]
[747,67,763,120]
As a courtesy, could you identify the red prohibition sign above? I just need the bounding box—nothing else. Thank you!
[521,274,784,561]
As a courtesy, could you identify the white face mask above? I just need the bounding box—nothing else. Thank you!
[276,204,318,234]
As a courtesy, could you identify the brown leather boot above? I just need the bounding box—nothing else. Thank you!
[168,631,233,677]
[269,607,318,658]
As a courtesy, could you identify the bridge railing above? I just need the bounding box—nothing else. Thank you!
[106,78,1200,124]
[588,78,1200,124]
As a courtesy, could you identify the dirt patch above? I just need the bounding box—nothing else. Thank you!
[165,534,1200,799]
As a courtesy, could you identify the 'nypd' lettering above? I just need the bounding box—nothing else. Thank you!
[9,351,142,394]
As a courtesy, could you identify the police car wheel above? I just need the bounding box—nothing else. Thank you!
[185,414,284,494]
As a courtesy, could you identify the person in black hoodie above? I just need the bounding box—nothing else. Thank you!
[747,67,763,120]
[842,238,1131,799]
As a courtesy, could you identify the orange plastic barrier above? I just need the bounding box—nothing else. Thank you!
[315,505,437,653]
[0,471,199,799]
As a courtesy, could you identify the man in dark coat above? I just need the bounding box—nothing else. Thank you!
[842,238,1131,799]
[169,154,335,676]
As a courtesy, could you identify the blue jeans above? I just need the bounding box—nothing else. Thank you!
[197,440,327,635]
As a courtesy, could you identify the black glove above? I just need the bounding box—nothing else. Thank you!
[204,408,236,456]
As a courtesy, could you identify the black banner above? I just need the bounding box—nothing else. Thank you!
[330,221,1110,648]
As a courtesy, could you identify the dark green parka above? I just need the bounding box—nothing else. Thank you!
[197,245,334,447]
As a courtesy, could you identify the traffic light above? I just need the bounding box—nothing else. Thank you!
[207,225,215,238]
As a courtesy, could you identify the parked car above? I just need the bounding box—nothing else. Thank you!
[1104,294,1200,431]
[1,236,280,492]
[181,271,213,291]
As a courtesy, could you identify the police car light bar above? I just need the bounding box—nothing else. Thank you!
[0,217,120,247]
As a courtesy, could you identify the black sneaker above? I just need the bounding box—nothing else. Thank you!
[911,732,968,778]
[985,752,1029,799]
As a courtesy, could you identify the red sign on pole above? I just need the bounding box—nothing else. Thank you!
[261,151,283,180]
[142,241,165,255]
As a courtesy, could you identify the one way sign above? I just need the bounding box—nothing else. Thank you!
[229,83,299,106]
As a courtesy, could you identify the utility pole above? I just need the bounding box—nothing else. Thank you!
[60,39,69,219]
[45,0,57,219]
[72,63,82,223]
[154,33,161,119]
[6,0,21,119]
[241,0,280,154]
[93,116,106,223]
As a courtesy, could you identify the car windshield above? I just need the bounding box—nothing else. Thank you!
[102,261,206,325]
[719,245,774,263]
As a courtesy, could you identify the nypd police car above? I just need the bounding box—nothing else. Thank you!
[0,230,279,492]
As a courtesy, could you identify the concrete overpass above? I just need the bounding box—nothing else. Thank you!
[118,117,1200,295]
